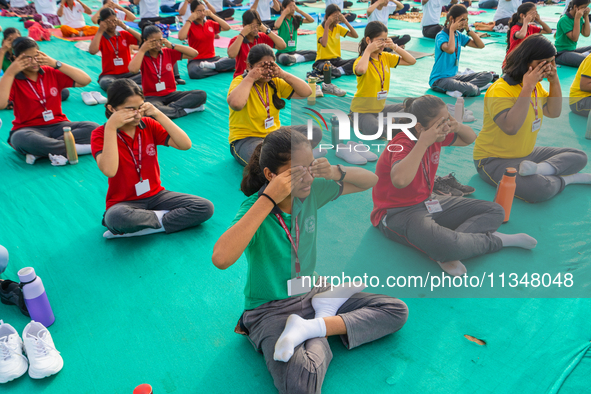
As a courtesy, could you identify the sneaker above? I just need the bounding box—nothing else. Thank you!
[440,172,475,196]
[22,321,63,380]
[322,83,346,97]
[0,321,28,384]
[91,91,107,104]
[315,84,324,98]
[175,78,186,85]
[335,143,367,165]
[0,280,29,317]
[48,154,68,166]
[433,175,463,197]
[81,91,98,106]
[282,54,297,66]
[348,141,378,162]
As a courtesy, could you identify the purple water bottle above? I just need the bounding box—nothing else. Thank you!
[17,267,55,327]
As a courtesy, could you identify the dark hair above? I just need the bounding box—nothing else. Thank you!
[242,9,262,26]
[323,4,341,27]
[506,3,536,51]
[567,0,590,14]
[241,127,310,196]
[2,28,20,41]
[503,34,556,82]
[444,4,468,28]
[141,24,161,42]
[402,95,446,136]
[246,44,286,110]
[105,79,144,118]
[99,8,116,23]
[190,0,204,13]
[359,21,388,55]
[12,37,38,58]
[281,0,302,29]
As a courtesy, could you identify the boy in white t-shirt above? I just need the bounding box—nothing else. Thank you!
[57,0,98,37]
[250,0,281,26]
[326,0,358,22]
[367,0,411,46]
[132,0,177,28]
[92,0,136,32]
[421,0,447,38]
[493,0,521,26]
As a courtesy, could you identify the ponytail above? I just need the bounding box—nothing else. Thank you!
[268,79,286,110]
[507,3,536,51]
[241,143,266,196]
[444,4,468,28]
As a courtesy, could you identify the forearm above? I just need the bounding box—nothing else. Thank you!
[545,80,562,118]
[269,32,287,49]
[540,21,552,34]
[572,20,581,41]
[59,63,91,86]
[97,127,120,177]
[127,28,142,42]
[0,73,15,109]
[89,31,104,54]
[57,4,64,17]
[282,73,311,97]
[250,0,259,10]
[204,0,216,12]
[390,142,428,188]
[444,30,456,53]
[354,51,371,75]
[583,17,590,36]
[456,125,476,145]
[337,166,377,190]
[178,22,191,40]
[468,30,484,48]
[319,29,329,47]
[211,14,231,30]
[120,6,136,21]
[367,2,379,15]
[497,88,533,135]
[396,47,416,65]
[91,11,100,24]
[299,10,313,23]
[515,24,528,39]
[153,112,192,150]
[227,36,243,58]
[274,13,287,29]
[227,77,255,110]
[127,51,145,73]
[343,20,358,38]
[175,44,198,58]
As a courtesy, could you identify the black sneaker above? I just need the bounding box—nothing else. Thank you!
[440,172,476,196]
[175,78,186,85]
[0,279,29,317]
[434,176,463,197]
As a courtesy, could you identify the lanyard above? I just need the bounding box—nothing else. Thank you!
[254,83,271,118]
[369,56,385,91]
[26,75,48,111]
[149,52,163,82]
[453,31,460,64]
[275,213,301,277]
[531,86,538,119]
[106,34,120,57]
[117,132,142,181]
[421,155,432,196]
[286,17,294,40]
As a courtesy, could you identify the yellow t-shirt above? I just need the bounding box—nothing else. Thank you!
[569,54,591,105]
[315,24,349,60]
[350,52,400,113]
[473,78,549,161]
[228,76,294,143]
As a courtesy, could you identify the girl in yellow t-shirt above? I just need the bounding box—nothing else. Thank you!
[227,44,322,166]
[474,35,590,203]
[351,21,416,137]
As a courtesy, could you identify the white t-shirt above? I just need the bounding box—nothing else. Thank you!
[139,0,159,18]
[256,0,273,21]
[210,0,223,12]
[115,8,127,31]
[11,0,28,8]
[59,1,86,28]
[161,0,176,6]
[325,0,344,9]
[34,0,57,15]
[181,4,192,23]
[367,2,398,25]
[493,0,521,21]
[421,0,446,27]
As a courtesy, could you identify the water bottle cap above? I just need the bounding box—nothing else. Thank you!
[133,384,153,394]
[17,267,37,283]
[0,245,8,274]
[505,167,517,177]
[63,127,71,132]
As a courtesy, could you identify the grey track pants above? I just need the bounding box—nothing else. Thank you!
[378,195,504,263]
[431,72,493,97]
[144,90,207,119]
[240,282,409,394]
[474,146,588,203]
[355,103,403,136]
[276,50,317,65]
[187,56,236,79]
[103,189,214,234]
[98,72,142,92]
[556,46,591,68]
[230,124,323,166]
[570,96,591,117]
[8,121,99,157]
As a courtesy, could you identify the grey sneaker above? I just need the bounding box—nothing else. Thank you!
[434,176,463,197]
[322,83,346,97]
[440,172,475,196]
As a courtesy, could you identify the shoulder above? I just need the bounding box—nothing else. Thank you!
[486,78,515,97]
[92,124,106,137]
[316,24,323,33]
[229,76,244,91]
[229,35,238,44]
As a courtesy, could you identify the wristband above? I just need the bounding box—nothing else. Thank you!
[260,193,277,207]
[239,33,246,39]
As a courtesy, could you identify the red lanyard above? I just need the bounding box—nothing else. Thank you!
[106,34,120,57]
[26,76,48,111]
[369,56,385,91]
[286,17,294,40]
[275,213,301,277]
[254,83,271,118]
[117,132,143,181]
[421,155,432,194]
[531,86,538,119]
[149,52,163,82]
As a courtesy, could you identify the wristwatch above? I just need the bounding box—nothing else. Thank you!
[54,61,62,69]
[336,164,346,182]
[266,27,272,35]
[171,43,176,50]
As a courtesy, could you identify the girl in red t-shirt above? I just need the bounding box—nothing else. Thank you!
[372,95,537,276]
[504,3,552,66]
[128,25,206,119]
[91,79,213,239]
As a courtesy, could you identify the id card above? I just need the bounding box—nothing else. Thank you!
[288,40,296,47]
[42,110,54,122]
[425,199,443,213]
[114,57,124,66]
[532,118,541,132]
[287,276,312,297]
[155,82,166,92]
[135,179,150,196]
[264,116,275,129]
[377,90,387,100]
[455,59,459,67]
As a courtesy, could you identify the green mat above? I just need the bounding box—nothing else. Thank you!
[0,2,590,393]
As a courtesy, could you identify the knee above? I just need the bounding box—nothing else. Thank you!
[61,88,69,101]
[488,202,506,226]
[188,66,206,79]
[99,78,112,92]
[285,340,331,394]
[188,197,214,222]
[570,149,588,168]
[465,85,481,97]
[104,205,133,231]
[8,130,29,149]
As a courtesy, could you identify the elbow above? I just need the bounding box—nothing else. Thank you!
[350,32,359,39]
[227,97,244,112]
[212,250,231,270]
[88,48,98,55]
[276,42,287,50]
[391,178,408,189]
[128,64,140,73]
[78,75,92,87]
[178,33,187,40]
[0,102,7,110]
[501,126,518,136]
[407,57,417,65]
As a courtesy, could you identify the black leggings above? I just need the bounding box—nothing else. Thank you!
[312,57,355,76]
[422,24,443,39]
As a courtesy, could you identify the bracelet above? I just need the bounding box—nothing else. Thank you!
[260,193,277,207]
[239,33,245,39]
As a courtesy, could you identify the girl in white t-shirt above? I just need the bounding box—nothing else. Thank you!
[494,0,522,26]
[421,0,447,38]
[92,0,137,32]
[367,0,411,46]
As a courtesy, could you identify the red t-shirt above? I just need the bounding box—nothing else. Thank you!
[91,117,170,210]
[229,33,275,77]
[98,30,138,77]
[188,20,220,60]
[140,48,183,97]
[9,66,73,133]
[370,132,456,227]
[504,24,542,65]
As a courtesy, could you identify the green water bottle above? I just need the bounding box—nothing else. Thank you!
[586,111,591,140]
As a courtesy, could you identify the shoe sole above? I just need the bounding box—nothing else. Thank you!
[0,361,28,383]
[28,356,63,379]
[460,190,475,196]
[434,191,452,197]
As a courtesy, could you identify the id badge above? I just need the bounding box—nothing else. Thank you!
[155,82,166,92]
[114,57,124,66]
[425,199,443,213]
[264,116,275,129]
[532,118,541,132]
[288,40,296,47]
[455,59,459,67]
[377,90,387,100]
[287,276,312,297]
[135,179,150,196]
[42,110,54,122]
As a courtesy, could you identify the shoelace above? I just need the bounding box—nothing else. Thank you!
[0,337,25,362]
[26,332,60,358]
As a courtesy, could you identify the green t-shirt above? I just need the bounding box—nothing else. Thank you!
[276,16,300,54]
[555,13,584,52]
[2,53,12,72]
[231,178,340,310]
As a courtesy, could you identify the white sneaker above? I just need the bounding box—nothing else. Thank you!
[194,104,205,112]
[348,141,378,162]
[91,91,107,104]
[335,143,367,165]
[22,321,63,379]
[0,321,28,384]
[322,83,347,97]
[81,91,98,105]
[48,154,68,166]
[315,84,324,98]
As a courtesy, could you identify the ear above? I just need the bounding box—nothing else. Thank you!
[107,104,115,113]
[263,167,274,182]
[366,36,371,46]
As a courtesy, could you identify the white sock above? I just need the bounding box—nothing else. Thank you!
[75,144,92,155]
[25,154,42,165]
[437,260,466,276]
[562,173,591,186]
[103,227,165,239]
[446,90,463,98]
[337,66,346,75]
[154,210,169,228]
[493,231,537,249]
[201,61,216,69]
[184,105,204,114]
[519,160,556,176]
[48,154,68,166]
[294,54,306,63]
[312,281,366,318]
[273,315,326,362]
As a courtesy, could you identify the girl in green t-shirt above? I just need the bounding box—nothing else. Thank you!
[213,127,409,393]
[274,0,316,66]
[555,0,591,67]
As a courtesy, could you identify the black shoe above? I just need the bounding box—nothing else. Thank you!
[440,172,476,196]
[176,78,186,85]
[391,34,411,47]
[0,279,29,317]
[434,176,463,197]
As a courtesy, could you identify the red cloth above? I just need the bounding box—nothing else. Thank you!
[98,30,138,77]
[188,20,220,60]
[504,24,542,67]
[229,33,275,77]
[140,48,183,97]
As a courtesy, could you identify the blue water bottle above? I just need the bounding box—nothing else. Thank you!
[18,267,55,327]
